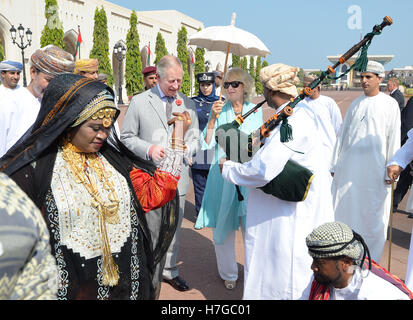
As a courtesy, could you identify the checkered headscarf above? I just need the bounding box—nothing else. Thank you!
[306,222,370,268]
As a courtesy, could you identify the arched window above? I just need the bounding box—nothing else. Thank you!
[340,64,348,81]
[140,45,149,68]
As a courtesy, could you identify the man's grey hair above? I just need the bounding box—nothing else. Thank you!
[156,55,183,78]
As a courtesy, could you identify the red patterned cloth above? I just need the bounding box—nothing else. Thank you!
[309,258,413,300]
[130,167,179,213]
[367,259,413,299]
[309,280,330,300]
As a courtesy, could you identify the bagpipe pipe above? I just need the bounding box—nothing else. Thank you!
[215,16,393,202]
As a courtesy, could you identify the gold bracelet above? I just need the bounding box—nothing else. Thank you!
[171,143,187,150]
[171,142,186,148]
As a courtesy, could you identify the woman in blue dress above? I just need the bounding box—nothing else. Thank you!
[191,72,220,215]
[194,68,263,290]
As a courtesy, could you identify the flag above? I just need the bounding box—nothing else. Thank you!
[75,25,82,59]
[147,42,150,65]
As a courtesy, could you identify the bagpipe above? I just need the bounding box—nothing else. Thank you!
[216,16,393,202]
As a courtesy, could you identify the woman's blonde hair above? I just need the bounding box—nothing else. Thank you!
[222,67,256,102]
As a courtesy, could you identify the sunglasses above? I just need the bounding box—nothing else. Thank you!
[224,81,243,89]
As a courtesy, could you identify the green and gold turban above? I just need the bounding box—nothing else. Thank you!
[74,58,99,74]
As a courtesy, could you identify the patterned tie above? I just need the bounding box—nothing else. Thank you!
[165,96,174,121]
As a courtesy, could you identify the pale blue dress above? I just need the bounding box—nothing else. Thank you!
[194,101,263,244]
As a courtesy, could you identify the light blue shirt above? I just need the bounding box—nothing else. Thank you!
[194,101,263,244]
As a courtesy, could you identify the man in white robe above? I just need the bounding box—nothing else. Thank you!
[330,60,400,262]
[306,221,410,300]
[0,60,22,93]
[0,60,24,158]
[0,46,74,157]
[303,75,342,135]
[387,128,413,291]
[220,63,334,300]
[303,75,342,172]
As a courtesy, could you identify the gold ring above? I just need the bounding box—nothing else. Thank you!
[187,119,192,124]
[177,116,184,121]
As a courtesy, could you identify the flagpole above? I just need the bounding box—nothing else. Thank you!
[78,25,81,60]
[147,42,150,66]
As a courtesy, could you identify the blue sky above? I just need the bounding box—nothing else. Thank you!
[110,0,413,71]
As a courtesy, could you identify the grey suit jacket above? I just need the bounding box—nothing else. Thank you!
[120,86,199,195]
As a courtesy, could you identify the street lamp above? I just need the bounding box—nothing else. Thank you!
[113,43,126,105]
[9,24,32,87]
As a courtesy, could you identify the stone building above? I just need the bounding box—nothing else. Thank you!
[388,66,413,88]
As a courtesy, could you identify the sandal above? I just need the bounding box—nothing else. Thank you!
[224,280,236,290]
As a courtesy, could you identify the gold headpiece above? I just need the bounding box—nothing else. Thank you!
[71,91,117,127]
[90,107,118,127]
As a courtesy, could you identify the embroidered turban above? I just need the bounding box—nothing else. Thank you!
[306,222,364,263]
[260,63,300,98]
[363,60,385,78]
[0,60,23,71]
[30,45,75,76]
[74,59,99,74]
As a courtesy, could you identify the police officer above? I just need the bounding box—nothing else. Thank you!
[191,72,221,215]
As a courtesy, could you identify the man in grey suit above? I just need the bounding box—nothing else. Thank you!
[387,77,405,112]
[121,55,199,294]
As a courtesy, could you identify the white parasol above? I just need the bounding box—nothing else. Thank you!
[188,12,271,103]
[188,13,271,58]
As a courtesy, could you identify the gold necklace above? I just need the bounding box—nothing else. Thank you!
[61,139,120,286]
[61,141,120,224]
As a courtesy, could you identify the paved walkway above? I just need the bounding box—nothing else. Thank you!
[156,90,413,300]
